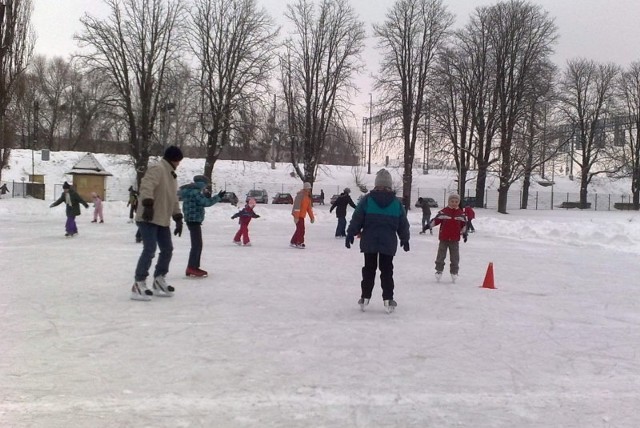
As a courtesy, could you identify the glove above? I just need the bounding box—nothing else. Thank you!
[254,214,261,218]
[400,240,410,252]
[463,233,468,243]
[217,190,226,198]
[141,199,154,222]
[310,218,315,224]
[345,235,354,249]
[173,213,183,237]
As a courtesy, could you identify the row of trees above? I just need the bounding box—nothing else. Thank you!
[0,0,639,212]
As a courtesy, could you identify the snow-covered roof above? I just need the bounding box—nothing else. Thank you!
[66,153,113,176]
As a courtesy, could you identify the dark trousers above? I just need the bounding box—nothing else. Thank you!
[335,216,347,237]
[290,218,306,245]
[129,205,137,220]
[65,216,78,234]
[421,215,431,233]
[361,253,395,301]
[135,222,173,281]
[187,222,203,268]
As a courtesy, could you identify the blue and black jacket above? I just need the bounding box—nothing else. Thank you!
[347,190,410,256]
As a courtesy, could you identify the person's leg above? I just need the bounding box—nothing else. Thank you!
[337,216,346,236]
[153,226,173,278]
[291,219,305,245]
[233,227,242,243]
[379,253,395,300]
[69,216,78,234]
[361,253,378,299]
[449,241,460,275]
[241,222,250,244]
[65,216,74,235]
[187,222,202,268]
[435,241,448,273]
[135,222,159,281]
[421,216,426,233]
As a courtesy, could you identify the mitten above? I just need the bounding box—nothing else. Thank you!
[463,233,468,243]
[345,235,354,249]
[217,190,226,198]
[141,199,154,222]
[254,214,261,218]
[173,213,183,237]
[400,240,410,252]
[310,218,315,224]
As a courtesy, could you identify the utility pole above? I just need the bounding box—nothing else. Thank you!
[368,93,372,174]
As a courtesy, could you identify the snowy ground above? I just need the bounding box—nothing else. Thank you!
[2,195,640,427]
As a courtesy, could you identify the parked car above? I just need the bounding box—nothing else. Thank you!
[272,192,293,204]
[462,196,477,207]
[415,197,438,208]
[246,189,268,204]
[220,191,239,206]
[312,194,324,204]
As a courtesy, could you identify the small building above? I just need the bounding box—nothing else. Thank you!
[66,153,113,201]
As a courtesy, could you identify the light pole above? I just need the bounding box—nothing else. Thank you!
[368,93,372,174]
[423,102,430,175]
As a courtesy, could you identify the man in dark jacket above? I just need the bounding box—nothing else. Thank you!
[329,187,356,238]
[415,197,433,235]
[345,169,410,313]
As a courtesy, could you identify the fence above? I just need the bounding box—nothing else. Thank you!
[0,181,45,200]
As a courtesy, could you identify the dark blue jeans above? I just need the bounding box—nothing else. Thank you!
[187,222,203,269]
[135,222,173,281]
[335,216,347,237]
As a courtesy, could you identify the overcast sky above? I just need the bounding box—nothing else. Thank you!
[32,0,640,118]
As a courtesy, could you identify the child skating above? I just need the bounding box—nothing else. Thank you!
[231,197,260,246]
[429,193,467,283]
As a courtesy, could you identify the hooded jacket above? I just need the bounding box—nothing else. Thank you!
[346,190,410,256]
[179,180,221,223]
[292,189,314,221]
[135,159,181,227]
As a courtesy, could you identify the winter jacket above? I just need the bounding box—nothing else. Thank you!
[464,206,475,221]
[127,189,138,207]
[231,205,260,225]
[431,207,467,241]
[330,193,356,218]
[346,190,410,257]
[179,182,221,224]
[135,159,181,227]
[415,199,432,217]
[292,189,314,221]
[50,188,89,217]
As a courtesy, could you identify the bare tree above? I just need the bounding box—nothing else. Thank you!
[487,0,557,213]
[373,0,453,208]
[281,0,365,186]
[616,62,640,209]
[187,0,278,180]
[76,0,183,184]
[558,58,619,208]
[0,0,34,182]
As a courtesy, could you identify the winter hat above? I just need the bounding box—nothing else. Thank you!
[343,187,351,194]
[374,169,393,189]
[91,192,98,198]
[247,197,256,208]
[303,182,312,190]
[193,175,210,185]
[448,193,461,202]
[163,145,184,162]
[62,181,70,190]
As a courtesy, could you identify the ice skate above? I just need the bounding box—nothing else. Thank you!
[451,274,458,283]
[435,271,442,282]
[384,299,397,314]
[131,280,152,301]
[153,275,174,297]
[358,298,370,312]
[186,266,207,278]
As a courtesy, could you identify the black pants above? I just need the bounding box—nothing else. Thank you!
[361,253,395,301]
[187,222,203,269]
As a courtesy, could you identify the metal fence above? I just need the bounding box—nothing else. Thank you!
[0,181,45,200]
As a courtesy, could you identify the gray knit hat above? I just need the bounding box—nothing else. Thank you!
[448,193,461,202]
[374,169,393,189]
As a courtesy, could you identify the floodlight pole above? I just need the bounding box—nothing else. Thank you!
[368,93,372,174]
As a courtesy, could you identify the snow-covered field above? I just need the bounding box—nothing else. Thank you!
[2,150,640,427]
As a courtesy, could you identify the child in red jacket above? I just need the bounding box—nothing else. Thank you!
[429,193,467,283]
[231,197,260,246]
[463,204,475,233]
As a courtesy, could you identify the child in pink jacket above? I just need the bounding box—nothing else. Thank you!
[91,192,104,223]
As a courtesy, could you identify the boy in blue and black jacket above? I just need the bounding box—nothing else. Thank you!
[345,169,410,313]
[178,175,225,278]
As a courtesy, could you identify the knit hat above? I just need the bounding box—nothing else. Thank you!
[193,175,210,185]
[163,145,184,162]
[247,197,256,208]
[62,181,70,190]
[374,169,393,189]
[448,193,460,202]
[303,182,312,190]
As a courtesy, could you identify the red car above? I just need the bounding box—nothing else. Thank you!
[272,192,293,204]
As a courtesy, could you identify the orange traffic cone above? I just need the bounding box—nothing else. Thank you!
[481,262,496,289]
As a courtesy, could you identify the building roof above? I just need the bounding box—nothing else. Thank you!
[66,153,113,176]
